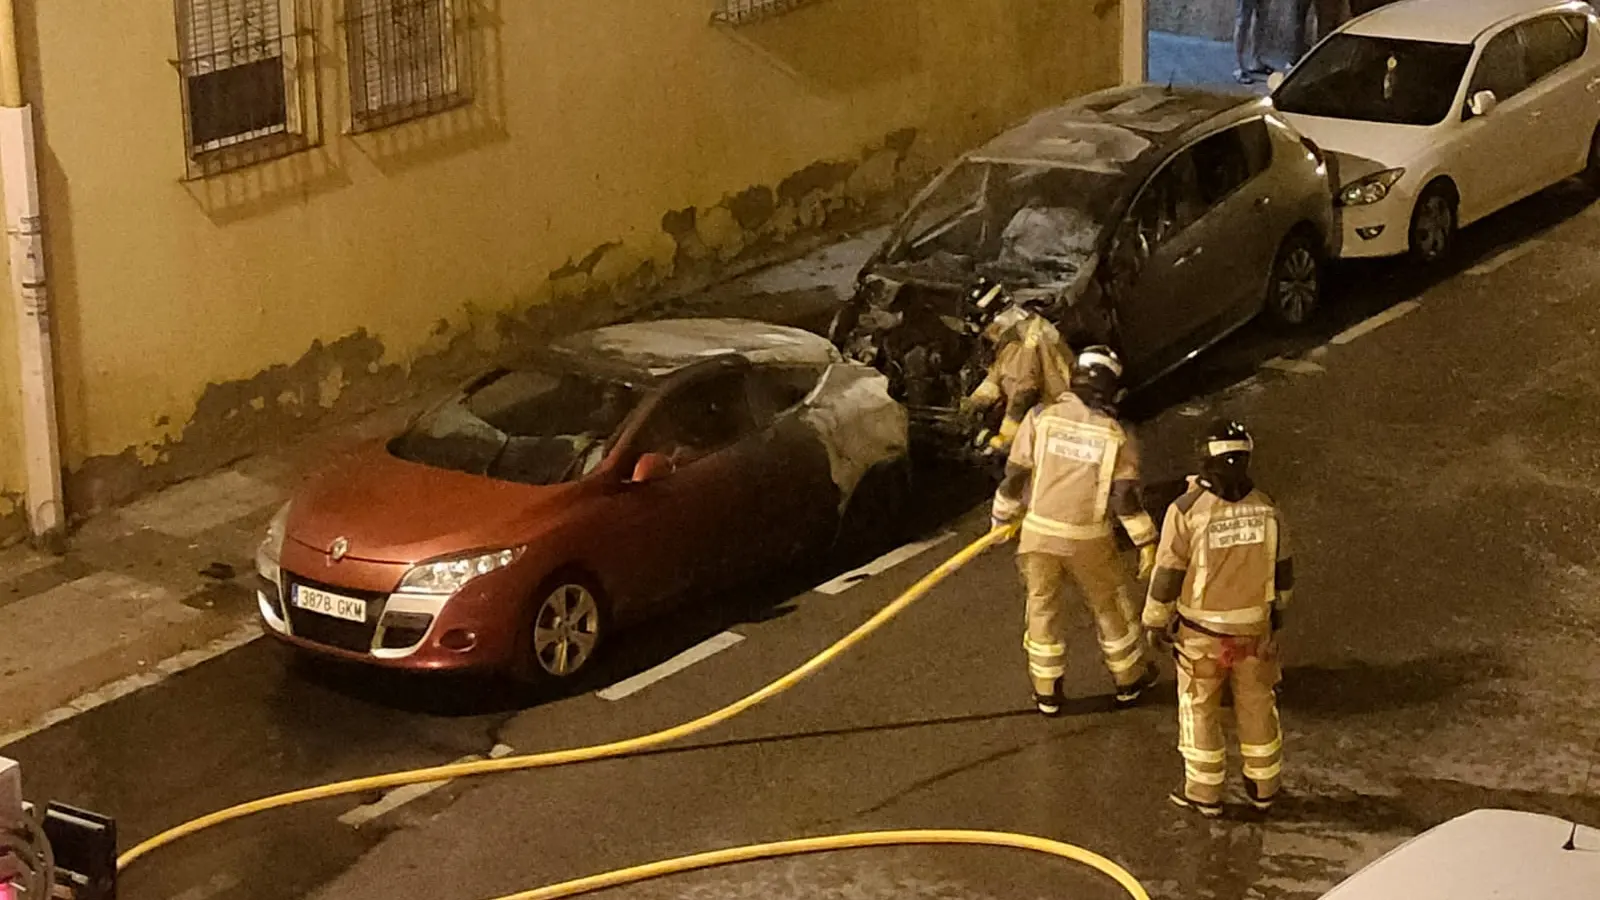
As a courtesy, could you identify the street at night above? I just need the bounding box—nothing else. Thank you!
[7,178,1600,899]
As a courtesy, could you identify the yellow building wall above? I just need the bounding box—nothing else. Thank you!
[14,0,1123,519]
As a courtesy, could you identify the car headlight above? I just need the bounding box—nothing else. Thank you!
[398,548,524,595]
[257,502,290,584]
[1338,168,1405,207]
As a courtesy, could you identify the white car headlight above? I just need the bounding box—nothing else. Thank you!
[1338,168,1405,207]
[398,548,523,595]
[257,502,290,582]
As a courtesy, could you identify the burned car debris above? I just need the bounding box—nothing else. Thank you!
[831,84,1336,450]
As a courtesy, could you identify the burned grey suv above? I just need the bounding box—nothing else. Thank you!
[831,85,1335,443]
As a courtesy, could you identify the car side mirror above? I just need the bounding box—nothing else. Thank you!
[1469,89,1498,118]
[629,452,674,484]
[1266,71,1285,91]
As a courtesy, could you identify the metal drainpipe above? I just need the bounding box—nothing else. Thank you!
[0,0,64,547]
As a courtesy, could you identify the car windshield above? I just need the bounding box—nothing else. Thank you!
[390,364,643,485]
[883,159,1124,286]
[1274,34,1474,126]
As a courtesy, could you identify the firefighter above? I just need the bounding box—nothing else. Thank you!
[960,289,1074,455]
[992,345,1160,716]
[1142,420,1294,816]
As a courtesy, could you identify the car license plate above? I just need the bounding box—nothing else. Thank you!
[292,585,368,623]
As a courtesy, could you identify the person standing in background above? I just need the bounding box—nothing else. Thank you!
[1292,0,1350,64]
[1234,0,1273,84]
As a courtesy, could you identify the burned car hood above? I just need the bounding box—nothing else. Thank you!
[285,442,576,564]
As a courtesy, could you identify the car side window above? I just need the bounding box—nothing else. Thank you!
[634,370,756,465]
[1519,14,1588,84]
[1127,151,1206,252]
[1469,29,1530,105]
[1190,126,1256,206]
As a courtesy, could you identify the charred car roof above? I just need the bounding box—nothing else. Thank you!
[971,84,1271,182]
[545,318,841,384]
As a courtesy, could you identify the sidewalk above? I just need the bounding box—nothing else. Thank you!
[0,228,885,745]
[1147,30,1279,96]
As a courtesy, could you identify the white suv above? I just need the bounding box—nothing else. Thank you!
[1270,0,1600,263]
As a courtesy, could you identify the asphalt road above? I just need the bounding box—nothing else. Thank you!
[9,178,1600,900]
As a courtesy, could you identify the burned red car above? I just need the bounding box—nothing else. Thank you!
[252,319,909,684]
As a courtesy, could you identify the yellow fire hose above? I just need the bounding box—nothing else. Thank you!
[115,525,1152,900]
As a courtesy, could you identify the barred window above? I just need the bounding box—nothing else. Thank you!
[175,0,316,175]
[345,0,470,132]
[712,0,826,26]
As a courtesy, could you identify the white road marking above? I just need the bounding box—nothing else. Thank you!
[596,631,746,701]
[1261,357,1326,376]
[1330,301,1421,345]
[812,532,957,596]
[1466,240,1546,276]
[0,621,263,749]
[338,744,514,827]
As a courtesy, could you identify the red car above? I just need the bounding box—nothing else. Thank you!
[252,319,910,684]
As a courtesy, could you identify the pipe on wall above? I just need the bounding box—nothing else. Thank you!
[0,0,64,546]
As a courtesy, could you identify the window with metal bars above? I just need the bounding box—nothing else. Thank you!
[344,0,470,132]
[175,0,313,172]
[711,0,826,26]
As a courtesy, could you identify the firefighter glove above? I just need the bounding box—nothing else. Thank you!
[1137,543,1157,581]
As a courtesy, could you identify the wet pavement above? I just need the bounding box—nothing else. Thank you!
[7,180,1600,899]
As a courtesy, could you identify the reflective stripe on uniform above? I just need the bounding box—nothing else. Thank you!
[1100,628,1143,656]
[1177,603,1270,626]
[1094,435,1120,523]
[1178,692,1196,751]
[1263,513,1280,606]
[1240,736,1283,758]
[1179,746,1226,764]
[994,494,1024,521]
[1120,511,1156,546]
[1105,649,1147,674]
[1191,511,1213,601]
[1029,661,1067,680]
[1023,637,1066,657]
[1022,513,1112,540]
[1185,764,1226,786]
[1243,761,1283,781]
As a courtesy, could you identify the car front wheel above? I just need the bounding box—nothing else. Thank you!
[1408,185,1456,265]
[513,574,607,686]
[1264,229,1321,328]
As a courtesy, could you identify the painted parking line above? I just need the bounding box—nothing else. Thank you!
[1466,239,1547,276]
[1330,301,1421,345]
[597,631,746,701]
[338,743,515,827]
[812,532,957,596]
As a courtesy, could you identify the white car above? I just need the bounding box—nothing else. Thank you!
[1318,809,1599,898]
[1269,0,1600,263]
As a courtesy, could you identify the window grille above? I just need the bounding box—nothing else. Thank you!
[711,0,827,26]
[175,0,317,177]
[344,0,471,132]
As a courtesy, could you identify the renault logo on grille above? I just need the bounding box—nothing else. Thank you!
[329,537,349,562]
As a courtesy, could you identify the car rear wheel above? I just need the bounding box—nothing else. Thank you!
[514,574,608,686]
[1408,184,1456,266]
[1264,229,1321,328]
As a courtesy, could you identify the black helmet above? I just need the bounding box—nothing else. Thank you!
[1198,419,1254,502]
[1070,345,1124,412]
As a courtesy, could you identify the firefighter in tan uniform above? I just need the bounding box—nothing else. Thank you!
[960,289,1075,455]
[1142,420,1294,816]
[992,346,1160,715]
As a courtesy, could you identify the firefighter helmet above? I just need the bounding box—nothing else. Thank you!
[1070,345,1124,411]
[1199,419,1255,501]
